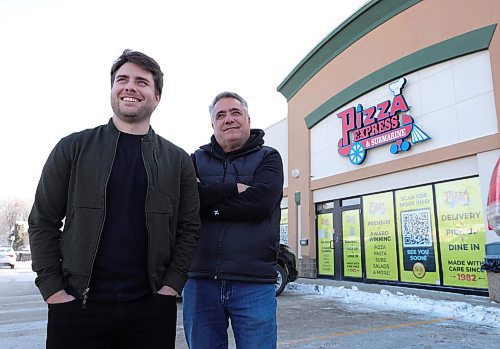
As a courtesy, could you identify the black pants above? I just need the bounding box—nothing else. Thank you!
[46,294,177,349]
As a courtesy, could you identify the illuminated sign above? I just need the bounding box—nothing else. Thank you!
[337,78,430,165]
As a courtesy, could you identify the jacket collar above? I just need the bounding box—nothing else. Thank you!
[105,118,156,141]
[202,129,265,158]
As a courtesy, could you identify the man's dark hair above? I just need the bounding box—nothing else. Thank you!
[110,49,164,97]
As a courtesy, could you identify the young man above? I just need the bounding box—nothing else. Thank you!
[183,92,284,349]
[28,49,200,348]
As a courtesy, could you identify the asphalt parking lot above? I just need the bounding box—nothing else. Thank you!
[173,278,500,348]
[2,267,500,349]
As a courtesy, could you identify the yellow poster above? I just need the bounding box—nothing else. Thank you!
[280,209,288,245]
[342,210,362,278]
[435,178,487,289]
[317,213,334,276]
[363,192,398,281]
[396,185,440,285]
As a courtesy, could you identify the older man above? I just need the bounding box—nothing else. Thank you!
[183,91,284,349]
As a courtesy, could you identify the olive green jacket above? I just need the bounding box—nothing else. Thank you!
[28,119,200,300]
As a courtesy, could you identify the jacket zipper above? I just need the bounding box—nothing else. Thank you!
[215,157,229,279]
[81,131,120,308]
[221,159,228,182]
[206,146,260,280]
[214,225,225,280]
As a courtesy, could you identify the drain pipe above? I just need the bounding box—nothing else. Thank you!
[295,191,302,259]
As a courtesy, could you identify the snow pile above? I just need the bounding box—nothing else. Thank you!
[286,283,500,328]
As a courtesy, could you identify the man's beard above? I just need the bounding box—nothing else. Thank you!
[111,97,153,124]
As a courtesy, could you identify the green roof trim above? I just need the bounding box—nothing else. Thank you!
[305,24,497,129]
[277,0,422,101]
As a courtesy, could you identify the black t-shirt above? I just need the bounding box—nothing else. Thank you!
[88,132,150,301]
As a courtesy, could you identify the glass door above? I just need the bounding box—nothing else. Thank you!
[317,212,335,277]
[341,209,363,279]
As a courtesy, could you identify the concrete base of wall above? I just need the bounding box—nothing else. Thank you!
[298,257,317,278]
[487,272,500,302]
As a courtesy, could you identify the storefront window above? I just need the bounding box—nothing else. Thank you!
[280,208,288,245]
[362,192,398,281]
[395,185,441,285]
[342,209,362,278]
[341,197,360,206]
[317,213,335,276]
[435,178,487,289]
[319,177,488,291]
[317,202,335,212]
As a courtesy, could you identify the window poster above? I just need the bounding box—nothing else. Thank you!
[395,185,440,285]
[280,208,288,245]
[342,209,362,278]
[317,213,334,276]
[362,192,398,281]
[435,178,487,289]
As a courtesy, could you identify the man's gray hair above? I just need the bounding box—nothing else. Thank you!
[209,91,249,116]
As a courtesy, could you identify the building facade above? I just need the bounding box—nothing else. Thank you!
[273,0,500,295]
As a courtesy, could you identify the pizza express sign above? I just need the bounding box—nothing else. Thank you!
[337,78,430,165]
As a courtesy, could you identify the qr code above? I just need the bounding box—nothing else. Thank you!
[401,208,432,247]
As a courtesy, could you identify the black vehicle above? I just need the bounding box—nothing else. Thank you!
[276,244,298,296]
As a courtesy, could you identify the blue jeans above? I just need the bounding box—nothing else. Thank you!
[183,278,277,349]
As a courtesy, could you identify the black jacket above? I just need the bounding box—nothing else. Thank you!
[28,119,200,300]
[189,129,283,283]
